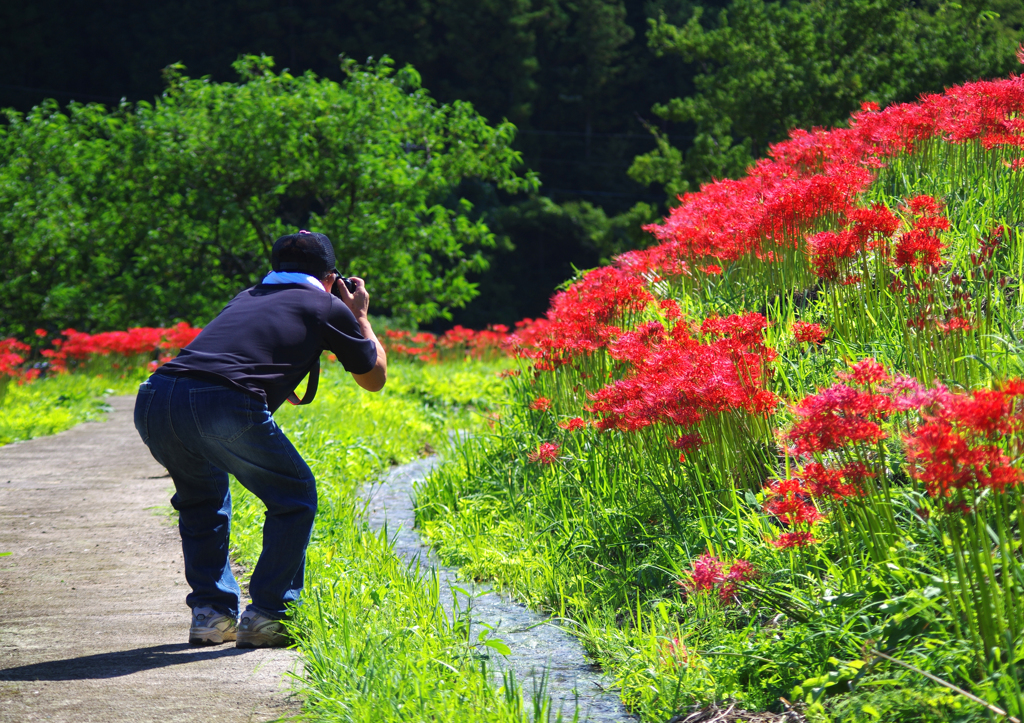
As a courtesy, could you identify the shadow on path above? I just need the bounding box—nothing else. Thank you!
[0,643,257,681]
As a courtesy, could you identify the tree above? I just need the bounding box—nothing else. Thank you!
[629,0,1024,198]
[0,56,536,337]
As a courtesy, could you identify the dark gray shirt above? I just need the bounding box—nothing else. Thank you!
[157,284,376,412]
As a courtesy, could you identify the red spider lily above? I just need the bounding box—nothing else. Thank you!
[906,195,942,216]
[34,328,47,338]
[726,559,757,582]
[914,215,951,232]
[771,531,818,548]
[527,442,560,464]
[161,322,203,350]
[510,266,654,367]
[894,228,945,269]
[530,397,552,411]
[679,553,757,603]
[840,358,890,387]
[847,204,901,245]
[940,317,973,333]
[792,321,828,345]
[801,461,871,499]
[381,325,516,363]
[608,322,666,366]
[763,477,824,525]
[808,229,859,280]
[18,368,41,384]
[659,638,693,666]
[0,338,30,377]
[587,313,778,433]
[688,553,725,591]
[558,417,587,431]
[669,433,704,451]
[787,383,892,455]
[906,420,1021,497]
[900,383,1024,497]
[635,75,1024,283]
[669,433,704,462]
[719,559,759,602]
[1000,378,1024,397]
[658,299,683,321]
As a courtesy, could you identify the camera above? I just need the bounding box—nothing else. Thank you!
[332,274,357,297]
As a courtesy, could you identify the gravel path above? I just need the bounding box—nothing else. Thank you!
[364,458,636,723]
[0,396,299,723]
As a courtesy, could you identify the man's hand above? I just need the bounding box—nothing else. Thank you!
[333,275,370,318]
[332,276,387,392]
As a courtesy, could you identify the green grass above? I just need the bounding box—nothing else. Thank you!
[226,358,575,722]
[0,368,146,446]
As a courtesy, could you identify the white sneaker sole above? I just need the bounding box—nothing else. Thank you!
[189,625,237,645]
[236,629,289,648]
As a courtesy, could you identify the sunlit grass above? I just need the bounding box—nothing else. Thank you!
[0,368,145,446]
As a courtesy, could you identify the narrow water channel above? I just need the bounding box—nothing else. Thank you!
[362,457,636,723]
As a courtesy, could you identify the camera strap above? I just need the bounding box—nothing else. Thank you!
[286,359,320,406]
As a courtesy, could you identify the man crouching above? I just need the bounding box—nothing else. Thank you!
[133,230,386,647]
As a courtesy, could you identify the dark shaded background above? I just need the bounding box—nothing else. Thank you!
[2,0,1020,327]
[1,1,709,326]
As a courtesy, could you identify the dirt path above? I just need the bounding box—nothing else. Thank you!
[365,459,636,722]
[0,396,299,723]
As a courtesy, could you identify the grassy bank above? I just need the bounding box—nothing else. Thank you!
[415,79,1024,721]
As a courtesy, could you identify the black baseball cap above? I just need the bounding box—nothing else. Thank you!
[271,230,336,279]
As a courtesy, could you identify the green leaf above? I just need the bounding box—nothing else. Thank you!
[482,638,511,656]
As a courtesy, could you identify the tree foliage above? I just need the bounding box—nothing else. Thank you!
[0,56,535,337]
[629,0,1024,197]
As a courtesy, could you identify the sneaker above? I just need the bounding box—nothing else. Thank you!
[236,610,290,649]
[189,606,237,645]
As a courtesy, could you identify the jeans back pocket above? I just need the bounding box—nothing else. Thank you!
[189,386,254,442]
[133,381,156,444]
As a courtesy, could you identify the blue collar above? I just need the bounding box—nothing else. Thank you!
[261,271,326,292]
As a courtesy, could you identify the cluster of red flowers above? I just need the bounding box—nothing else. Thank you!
[893,196,950,270]
[632,74,1023,283]
[527,442,560,465]
[677,552,758,603]
[787,359,893,456]
[585,313,778,435]
[807,204,901,281]
[792,321,828,345]
[507,266,654,370]
[905,381,1024,497]
[804,193,956,292]
[38,323,203,373]
[0,339,31,379]
[505,75,1024,474]
[5,320,518,379]
[764,359,898,547]
[0,323,203,378]
[382,325,511,363]
[766,358,1024,546]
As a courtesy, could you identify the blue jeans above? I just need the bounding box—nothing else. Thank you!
[134,374,317,619]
